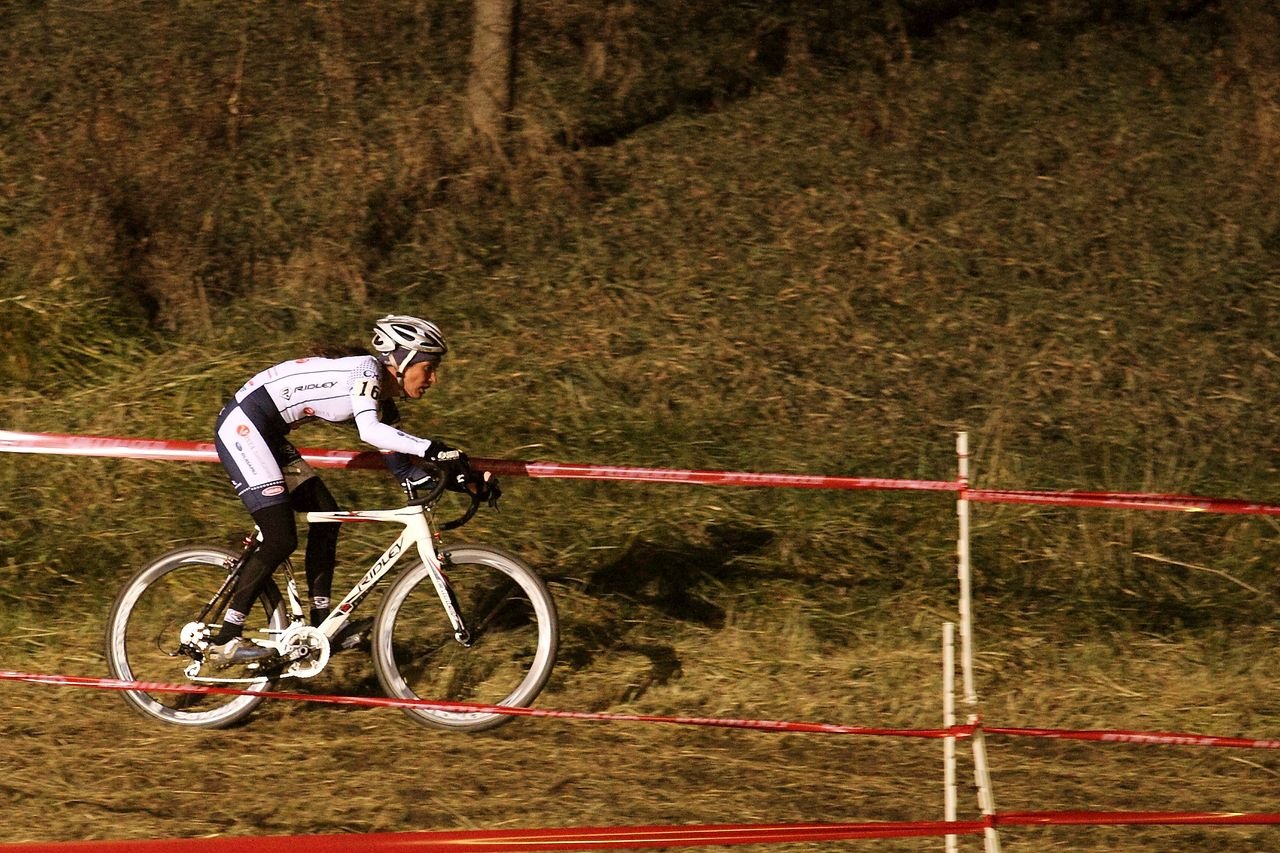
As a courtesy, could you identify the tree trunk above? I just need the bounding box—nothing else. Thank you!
[466,0,518,153]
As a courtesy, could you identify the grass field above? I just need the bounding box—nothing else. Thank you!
[1,1,1278,849]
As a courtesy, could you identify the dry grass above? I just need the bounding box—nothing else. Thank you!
[2,595,1277,851]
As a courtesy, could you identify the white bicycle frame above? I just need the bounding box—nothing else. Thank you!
[298,503,469,644]
[199,502,472,682]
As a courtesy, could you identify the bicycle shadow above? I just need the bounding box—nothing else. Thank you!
[583,522,776,628]
[547,523,776,705]
[278,523,781,716]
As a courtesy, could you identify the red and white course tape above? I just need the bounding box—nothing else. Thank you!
[0,430,957,493]
[0,670,956,738]
[0,821,991,851]
[3,812,1280,851]
[4,430,1279,515]
[4,670,1279,751]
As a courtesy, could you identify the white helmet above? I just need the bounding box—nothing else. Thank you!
[371,315,448,376]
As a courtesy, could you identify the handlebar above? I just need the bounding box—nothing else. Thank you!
[407,461,450,505]
[440,492,483,530]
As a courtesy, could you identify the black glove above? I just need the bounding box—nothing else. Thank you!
[424,441,467,467]
[424,441,470,492]
[468,471,502,509]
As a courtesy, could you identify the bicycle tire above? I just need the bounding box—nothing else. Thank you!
[104,545,288,729]
[372,545,558,732]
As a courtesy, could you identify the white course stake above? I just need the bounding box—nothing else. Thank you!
[943,621,958,853]
[956,432,1001,853]
[956,432,977,706]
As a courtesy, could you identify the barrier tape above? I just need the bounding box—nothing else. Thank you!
[4,811,1280,851]
[965,487,1280,517]
[0,821,990,852]
[0,671,958,739]
[3,430,1278,515]
[0,429,378,469]
[4,670,1279,751]
[0,430,955,493]
[998,810,1280,828]
[985,725,1280,751]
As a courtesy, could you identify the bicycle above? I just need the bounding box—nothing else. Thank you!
[104,468,558,731]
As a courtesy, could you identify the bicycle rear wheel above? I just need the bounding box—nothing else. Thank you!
[104,546,288,728]
[372,545,558,732]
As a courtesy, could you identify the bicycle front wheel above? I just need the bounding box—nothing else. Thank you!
[104,546,288,729]
[372,546,558,732]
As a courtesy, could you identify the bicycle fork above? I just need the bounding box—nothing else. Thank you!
[410,517,473,648]
[429,554,473,648]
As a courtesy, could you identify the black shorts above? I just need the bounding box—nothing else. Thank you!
[214,402,304,513]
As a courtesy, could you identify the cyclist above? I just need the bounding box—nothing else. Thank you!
[208,314,498,667]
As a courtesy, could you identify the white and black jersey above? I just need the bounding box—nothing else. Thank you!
[214,355,433,511]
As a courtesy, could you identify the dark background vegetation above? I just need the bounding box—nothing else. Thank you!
[1,0,1277,849]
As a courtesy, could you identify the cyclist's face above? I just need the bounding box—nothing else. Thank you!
[401,360,439,398]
